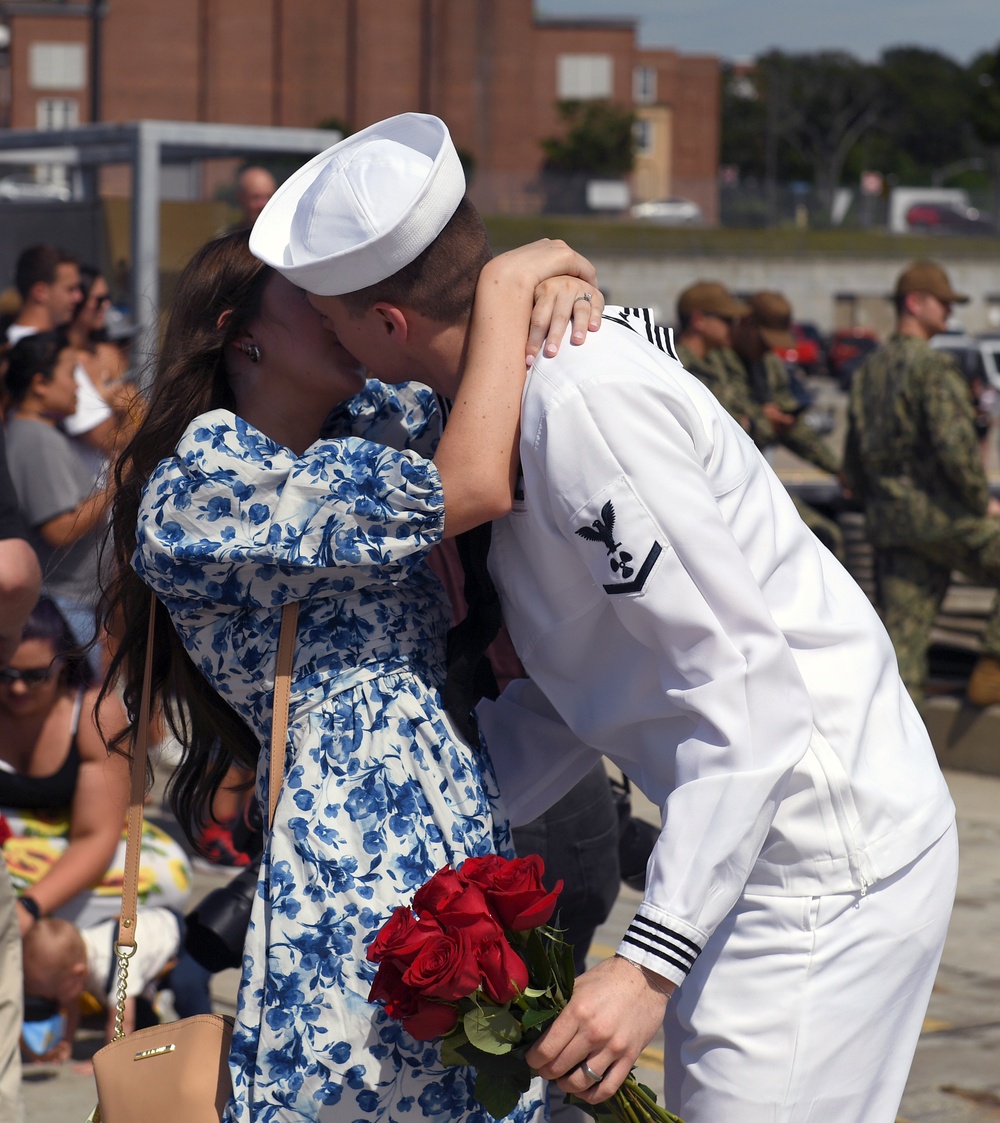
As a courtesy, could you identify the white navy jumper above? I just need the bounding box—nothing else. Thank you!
[478,308,957,1119]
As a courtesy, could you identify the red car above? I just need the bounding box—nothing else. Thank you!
[773,323,822,373]
[829,328,880,389]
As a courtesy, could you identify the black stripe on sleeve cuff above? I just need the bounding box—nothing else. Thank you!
[623,916,702,975]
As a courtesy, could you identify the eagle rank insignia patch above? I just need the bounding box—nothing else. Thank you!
[573,481,662,596]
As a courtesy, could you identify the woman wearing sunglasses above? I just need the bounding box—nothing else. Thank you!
[0,598,192,938]
[65,266,138,452]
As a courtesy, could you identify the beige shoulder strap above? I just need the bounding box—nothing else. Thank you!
[116,599,298,952]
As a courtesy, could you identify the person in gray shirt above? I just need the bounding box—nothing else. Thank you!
[3,331,109,655]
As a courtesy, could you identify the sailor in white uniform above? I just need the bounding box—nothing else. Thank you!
[250,113,959,1123]
[476,304,957,1122]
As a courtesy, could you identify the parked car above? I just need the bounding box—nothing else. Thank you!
[629,197,703,225]
[773,323,827,376]
[930,333,1000,394]
[828,328,880,389]
[904,202,996,236]
[0,173,71,202]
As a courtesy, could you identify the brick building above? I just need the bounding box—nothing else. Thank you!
[0,0,719,221]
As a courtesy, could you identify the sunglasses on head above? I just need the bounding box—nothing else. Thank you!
[0,664,60,687]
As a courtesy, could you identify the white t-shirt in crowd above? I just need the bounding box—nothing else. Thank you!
[6,321,113,438]
[81,908,182,1004]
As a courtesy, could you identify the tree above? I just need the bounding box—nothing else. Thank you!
[720,44,1000,226]
[720,63,767,182]
[541,100,636,176]
[969,47,1000,148]
[756,51,884,219]
[969,46,1000,222]
[871,48,979,184]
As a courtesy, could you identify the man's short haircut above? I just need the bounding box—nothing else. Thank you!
[15,244,78,300]
[336,197,492,324]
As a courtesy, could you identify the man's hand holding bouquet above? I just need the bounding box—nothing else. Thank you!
[367,854,682,1122]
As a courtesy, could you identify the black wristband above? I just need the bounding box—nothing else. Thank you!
[17,894,41,922]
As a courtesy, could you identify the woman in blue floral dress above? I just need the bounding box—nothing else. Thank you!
[100,229,602,1122]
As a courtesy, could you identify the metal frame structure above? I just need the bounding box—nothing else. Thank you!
[0,119,338,367]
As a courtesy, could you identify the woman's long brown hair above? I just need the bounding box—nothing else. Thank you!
[99,230,273,850]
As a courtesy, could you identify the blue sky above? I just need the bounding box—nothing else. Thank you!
[534,0,999,64]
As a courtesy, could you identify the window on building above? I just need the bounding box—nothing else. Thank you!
[30,43,86,91]
[633,66,657,105]
[36,97,79,130]
[633,119,653,155]
[557,54,613,100]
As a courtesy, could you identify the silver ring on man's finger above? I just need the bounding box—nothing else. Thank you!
[574,292,593,304]
[579,1061,604,1085]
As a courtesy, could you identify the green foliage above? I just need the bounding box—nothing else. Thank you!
[970,48,1000,148]
[519,1006,558,1031]
[438,1032,471,1069]
[877,48,977,171]
[541,100,637,175]
[721,43,1000,198]
[463,1003,522,1054]
[456,147,477,184]
[474,1066,534,1120]
[721,65,767,180]
[316,115,351,135]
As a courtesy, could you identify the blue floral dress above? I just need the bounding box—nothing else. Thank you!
[133,383,545,1123]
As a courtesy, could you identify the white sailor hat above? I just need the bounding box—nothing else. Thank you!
[249,112,465,296]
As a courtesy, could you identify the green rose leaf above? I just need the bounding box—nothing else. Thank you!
[439,1032,471,1069]
[564,1093,619,1120]
[524,928,555,987]
[520,1007,559,1031]
[474,1066,533,1120]
[464,1005,522,1054]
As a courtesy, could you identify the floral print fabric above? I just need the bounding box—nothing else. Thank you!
[133,384,543,1123]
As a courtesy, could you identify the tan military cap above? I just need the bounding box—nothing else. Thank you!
[747,290,795,350]
[894,260,969,304]
[677,281,749,320]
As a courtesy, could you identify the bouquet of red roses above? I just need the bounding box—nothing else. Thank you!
[367,853,683,1122]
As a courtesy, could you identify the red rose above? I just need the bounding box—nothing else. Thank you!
[457,854,507,890]
[369,958,410,1009]
[402,996,460,1041]
[413,867,504,945]
[460,854,563,931]
[367,907,443,968]
[403,929,482,1002]
[0,815,11,848]
[369,960,459,1041]
[477,936,530,1005]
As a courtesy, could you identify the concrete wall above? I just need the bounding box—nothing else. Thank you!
[591,253,1000,336]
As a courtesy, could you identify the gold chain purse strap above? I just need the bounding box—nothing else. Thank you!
[110,598,300,1038]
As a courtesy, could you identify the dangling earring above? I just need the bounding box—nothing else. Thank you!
[236,341,261,363]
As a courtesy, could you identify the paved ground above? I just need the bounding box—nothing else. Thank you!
[19,767,1000,1123]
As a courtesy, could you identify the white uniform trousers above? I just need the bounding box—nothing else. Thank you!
[662,822,958,1123]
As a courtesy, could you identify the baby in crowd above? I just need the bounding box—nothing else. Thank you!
[21,907,183,1062]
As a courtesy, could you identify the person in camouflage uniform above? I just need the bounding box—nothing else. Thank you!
[674,281,753,429]
[843,259,1000,706]
[731,291,845,559]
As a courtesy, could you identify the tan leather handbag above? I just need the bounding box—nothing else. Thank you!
[88,599,298,1123]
